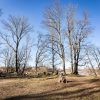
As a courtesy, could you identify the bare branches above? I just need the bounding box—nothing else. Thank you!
[35,34,49,71]
[65,4,92,74]
[43,2,66,74]
[0,15,32,73]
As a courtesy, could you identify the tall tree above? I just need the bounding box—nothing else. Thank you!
[66,5,75,73]
[0,15,32,73]
[43,2,66,74]
[66,5,92,75]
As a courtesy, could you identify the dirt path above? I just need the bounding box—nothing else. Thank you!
[0,76,100,100]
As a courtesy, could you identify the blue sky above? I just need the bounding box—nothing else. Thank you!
[0,0,100,66]
[0,0,100,47]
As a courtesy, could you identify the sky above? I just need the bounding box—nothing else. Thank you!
[0,0,100,46]
[0,0,100,66]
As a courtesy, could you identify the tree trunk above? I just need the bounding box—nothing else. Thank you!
[15,50,18,73]
[73,62,78,75]
[73,49,78,75]
[35,62,38,72]
[52,40,55,73]
[62,44,66,74]
[68,32,73,73]
[70,48,73,73]
[15,42,19,73]
[62,57,66,74]
[52,57,55,73]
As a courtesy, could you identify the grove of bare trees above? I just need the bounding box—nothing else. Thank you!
[0,1,99,76]
[41,2,93,75]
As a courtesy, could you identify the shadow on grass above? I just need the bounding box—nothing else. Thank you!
[88,78,100,83]
[1,76,100,100]
[4,85,100,100]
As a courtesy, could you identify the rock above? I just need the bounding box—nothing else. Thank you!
[58,73,67,83]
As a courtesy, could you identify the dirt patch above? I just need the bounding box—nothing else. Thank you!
[0,76,100,100]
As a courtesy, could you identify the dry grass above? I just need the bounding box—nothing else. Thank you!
[0,76,100,100]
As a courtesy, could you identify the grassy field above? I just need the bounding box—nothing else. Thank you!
[0,76,100,100]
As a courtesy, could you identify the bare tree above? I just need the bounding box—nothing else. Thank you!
[87,45,100,70]
[49,32,55,73]
[66,5,92,74]
[66,5,75,73]
[85,47,97,76]
[45,33,60,73]
[21,36,32,74]
[35,34,48,72]
[43,2,66,74]
[1,47,15,73]
[93,48,100,70]
[0,15,32,73]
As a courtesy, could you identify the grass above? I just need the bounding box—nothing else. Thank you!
[0,75,100,100]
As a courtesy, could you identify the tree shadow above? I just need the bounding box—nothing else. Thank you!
[88,78,100,83]
[4,84,100,100]
[2,77,100,100]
